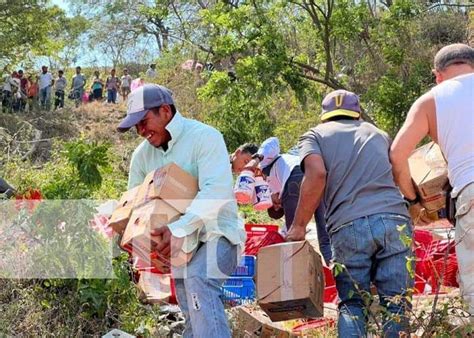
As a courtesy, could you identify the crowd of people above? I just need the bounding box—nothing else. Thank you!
[0,63,158,113]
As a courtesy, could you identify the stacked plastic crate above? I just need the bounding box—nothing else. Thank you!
[221,255,256,305]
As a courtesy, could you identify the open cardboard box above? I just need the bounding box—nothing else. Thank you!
[137,271,173,304]
[120,199,181,256]
[408,142,448,212]
[257,241,324,322]
[233,305,294,338]
[108,186,140,235]
[134,163,199,213]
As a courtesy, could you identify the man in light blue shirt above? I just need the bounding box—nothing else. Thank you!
[117,84,245,338]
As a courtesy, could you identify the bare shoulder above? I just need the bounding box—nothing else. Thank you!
[409,91,435,118]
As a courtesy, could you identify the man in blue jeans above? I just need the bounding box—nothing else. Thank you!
[118,84,245,337]
[287,90,413,337]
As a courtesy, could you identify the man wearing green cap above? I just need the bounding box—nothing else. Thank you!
[287,89,413,337]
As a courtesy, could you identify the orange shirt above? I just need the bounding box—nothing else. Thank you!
[27,82,38,97]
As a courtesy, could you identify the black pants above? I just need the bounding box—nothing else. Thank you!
[278,165,332,264]
[54,90,65,109]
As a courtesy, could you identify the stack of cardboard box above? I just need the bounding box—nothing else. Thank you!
[408,142,449,212]
[108,163,199,271]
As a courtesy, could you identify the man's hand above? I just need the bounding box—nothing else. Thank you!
[286,224,307,242]
[409,203,431,226]
[271,193,282,210]
[150,226,184,257]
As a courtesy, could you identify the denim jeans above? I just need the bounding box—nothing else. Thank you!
[72,87,84,107]
[93,88,103,101]
[107,89,117,103]
[39,86,51,110]
[172,237,239,338]
[329,213,413,338]
[282,165,332,264]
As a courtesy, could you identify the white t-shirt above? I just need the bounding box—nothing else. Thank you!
[121,74,132,87]
[3,75,12,92]
[39,72,53,89]
[146,68,157,78]
[257,137,299,197]
[266,154,300,197]
[432,73,474,195]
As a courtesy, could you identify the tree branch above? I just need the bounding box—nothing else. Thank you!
[297,72,335,87]
[424,2,474,12]
[167,33,214,55]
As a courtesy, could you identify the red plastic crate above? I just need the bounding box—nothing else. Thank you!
[244,224,284,256]
[245,223,280,237]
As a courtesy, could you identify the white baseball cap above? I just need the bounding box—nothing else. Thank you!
[117,84,175,132]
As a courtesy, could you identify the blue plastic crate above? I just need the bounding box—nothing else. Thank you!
[231,255,256,277]
[221,277,255,305]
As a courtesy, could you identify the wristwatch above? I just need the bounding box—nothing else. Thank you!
[251,153,264,162]
[404,194,421,206]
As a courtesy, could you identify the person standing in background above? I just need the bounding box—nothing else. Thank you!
[120,68,132,102]
[146,63,157,78]
[106,68,120,104]
[38,65,54,110]
[54,70,67,110]
[91,70,104,101]
[71,66,86,107]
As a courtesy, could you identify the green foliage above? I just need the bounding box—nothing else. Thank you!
[198,70,275,150]
[3,137,113,199]
[0,255,161,336]
[0,2,88,67]
[64,137,110,188]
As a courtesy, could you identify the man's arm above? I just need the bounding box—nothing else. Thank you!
[167,129,237,238]
[390,93,434,199]
[127,148,147,189]
[286,154,326,241]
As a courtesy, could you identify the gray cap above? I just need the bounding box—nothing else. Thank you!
[117,84,174,132]
[321,89,361,121]
[434,43,474,71]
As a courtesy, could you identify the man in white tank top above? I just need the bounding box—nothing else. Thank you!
[390,43,474,322]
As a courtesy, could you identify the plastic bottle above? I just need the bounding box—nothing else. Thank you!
[234,170,256,204]
[253,176,273,211]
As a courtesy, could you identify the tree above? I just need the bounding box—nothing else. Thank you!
[0,1,73,67]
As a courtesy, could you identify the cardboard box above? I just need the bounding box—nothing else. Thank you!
[233,305,293,338]
[257,241,324,322]
[137,271,173,304]
[108,186,140,235]
[135,163,199,213]
[408,142,448,212]
[120,199,181,255]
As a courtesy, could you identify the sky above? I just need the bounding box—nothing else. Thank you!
[42,0,158,69]
[50,0,70,15]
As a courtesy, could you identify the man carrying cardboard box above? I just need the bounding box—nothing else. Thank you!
[287,89,413,337]
[233,137,332,265]
[390,43,474,322]
[117,84,246,338]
